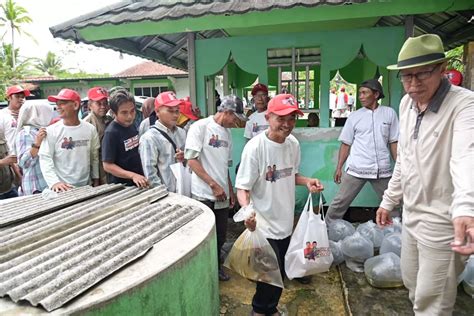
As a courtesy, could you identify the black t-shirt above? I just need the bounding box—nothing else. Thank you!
[102,121,143,186]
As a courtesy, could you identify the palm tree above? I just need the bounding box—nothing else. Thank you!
[446,46,464,73]
[0,0,32,68]
[35,51,64,76]
[0,43,33,100]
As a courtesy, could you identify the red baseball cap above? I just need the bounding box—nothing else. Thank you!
[88,86,109,101]
[179,99,198,120]
[7,85,30,97]
[445,69,463,86]
[267,94,303,116]
[251,83,268,96]
[48,89,81,103]
[154,91,182,110]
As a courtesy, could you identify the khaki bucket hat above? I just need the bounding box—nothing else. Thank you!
[387,34,449,70]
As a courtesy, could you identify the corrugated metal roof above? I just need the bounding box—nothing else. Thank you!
[0,185,204,311]
[51,0,357,30]
[49,0,359,70]
[376,11,474,50]
[0,184,123,227]
[49,1,473,71]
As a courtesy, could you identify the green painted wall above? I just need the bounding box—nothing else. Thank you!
[195,27,405,127]
[230,128,381,212]
[130,78,173,92]
[83,231,219,316]
[36,78,174,99]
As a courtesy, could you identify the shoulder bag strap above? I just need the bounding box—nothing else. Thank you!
[151,126,177,153]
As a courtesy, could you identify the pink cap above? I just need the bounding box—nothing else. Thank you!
[87,87,108,101]
[7,85,30,97]
[154,91,182,110]
[48,89,81,103]
[267,94,303,116]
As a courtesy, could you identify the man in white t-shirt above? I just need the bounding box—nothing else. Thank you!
[334,86,349,118]
[0,85,30,154]
[0,85,31,198]
[329,87,337,118]
[347,92,355,111]
[236,94,324,316]
[185,95,248,281]
[244,83,269,141]
[327,79,399,224]
[39,89,100,192]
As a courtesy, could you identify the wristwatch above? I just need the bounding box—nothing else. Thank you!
[31,144,41,149]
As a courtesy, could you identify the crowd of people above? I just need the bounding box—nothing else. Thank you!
[0,33,472,316]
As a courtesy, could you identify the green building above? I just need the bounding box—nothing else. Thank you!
[49,0,474,208]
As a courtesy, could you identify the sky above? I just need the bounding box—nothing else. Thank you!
[10,0,146,75]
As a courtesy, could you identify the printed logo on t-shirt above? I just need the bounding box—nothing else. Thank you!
[304,241,331,261]
[265,165,293,182]
[61,137,89,150]
[208,134,229,148]
[252,123,268,133]
[123,135,139,152]
[10,119,17,128]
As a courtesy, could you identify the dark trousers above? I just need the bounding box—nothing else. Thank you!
[201,200,229,266]
[252,236,291,315]
[0,187,18,200]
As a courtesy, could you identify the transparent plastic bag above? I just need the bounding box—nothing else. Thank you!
[341,231,374,272]
[379,232,402,257]
[233,204,256,222]
[462,256,474,298]
[328,219,355,242]
[329,240,344,266]
[224,228,283,288]
[356,220,384,249]
[382,217,402,235]
[364,252,403,288]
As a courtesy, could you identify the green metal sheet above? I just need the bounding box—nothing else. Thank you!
[77,0,474,41]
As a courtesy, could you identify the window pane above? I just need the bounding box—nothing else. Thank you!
[143,88,152,97]
[151,87,160,97]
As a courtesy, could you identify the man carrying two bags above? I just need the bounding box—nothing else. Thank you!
[235,94,324,316]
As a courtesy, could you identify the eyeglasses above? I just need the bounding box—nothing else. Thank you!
[398,64,441,83]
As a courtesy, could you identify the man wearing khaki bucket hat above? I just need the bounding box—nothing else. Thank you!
[376,34,474,315]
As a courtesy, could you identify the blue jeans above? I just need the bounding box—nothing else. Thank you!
[0,187,19,200]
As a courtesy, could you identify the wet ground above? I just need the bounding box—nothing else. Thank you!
[219,218,473,316]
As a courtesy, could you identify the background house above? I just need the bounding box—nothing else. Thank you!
[22,61,188,99]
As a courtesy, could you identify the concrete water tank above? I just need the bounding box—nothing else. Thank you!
[0,187,219,315]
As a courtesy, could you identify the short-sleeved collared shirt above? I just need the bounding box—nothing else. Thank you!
[338,106,399,179]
